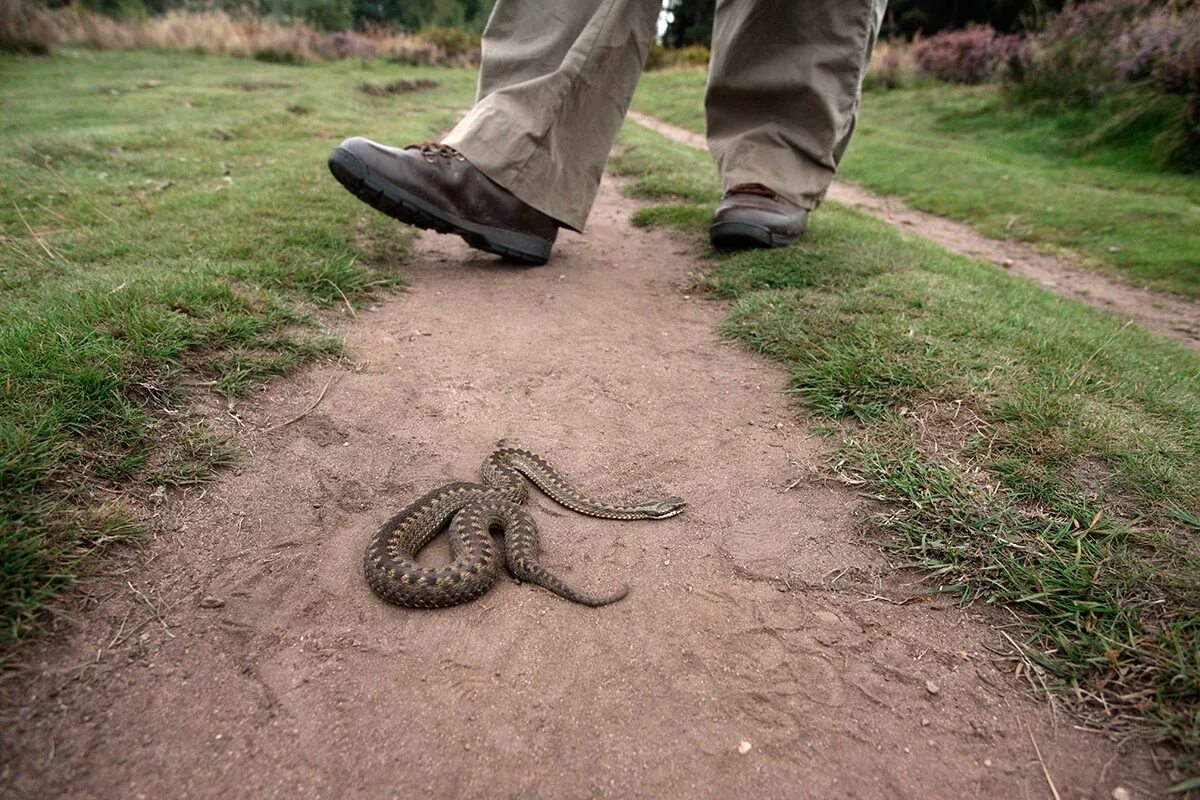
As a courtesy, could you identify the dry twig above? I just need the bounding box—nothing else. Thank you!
[266,373,339,432]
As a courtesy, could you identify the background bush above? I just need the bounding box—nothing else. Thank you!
[912,24,1021,84]
[644,41,709,71]
[1007,0,1200,170]
[0,2,465,64]
[33,0,495,32]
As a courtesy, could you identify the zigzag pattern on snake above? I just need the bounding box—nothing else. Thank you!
[364,442,686,608]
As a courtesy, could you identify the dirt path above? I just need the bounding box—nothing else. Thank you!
[1,179,1171,799]
[626,110,1200,353]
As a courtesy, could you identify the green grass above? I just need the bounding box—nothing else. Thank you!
[611,120,1200,765]
[0,50,478,646]
[631,71,1200,297]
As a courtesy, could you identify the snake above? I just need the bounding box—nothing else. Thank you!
[363,442,686,608]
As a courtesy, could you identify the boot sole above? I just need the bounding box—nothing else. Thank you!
[710,221,799,251]
[328,147,551,266]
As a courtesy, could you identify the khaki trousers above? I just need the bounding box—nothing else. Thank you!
[443,0,887,232]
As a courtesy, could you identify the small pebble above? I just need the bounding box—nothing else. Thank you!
[921,718,930,727]
[1111,788,1132,800]
[925,680,940,696]
[198,596,225,609]
[737,740,752,755]
[983,758,993,768]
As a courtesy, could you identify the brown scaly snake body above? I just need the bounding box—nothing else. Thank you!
[364,443,686,608]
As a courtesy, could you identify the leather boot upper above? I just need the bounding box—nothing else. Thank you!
[712,184,809,238]
[336,137,559,244]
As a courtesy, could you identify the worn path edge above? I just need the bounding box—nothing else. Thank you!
[626,110,1200,353]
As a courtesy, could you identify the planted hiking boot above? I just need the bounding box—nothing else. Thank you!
[328,137,558,265]
[710,184,808,250]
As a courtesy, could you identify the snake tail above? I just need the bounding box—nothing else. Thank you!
[510,560,630,607]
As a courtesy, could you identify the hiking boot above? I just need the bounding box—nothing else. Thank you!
[328,137,558,265]
[710,184,808,250]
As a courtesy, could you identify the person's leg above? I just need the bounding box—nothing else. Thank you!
[706,0,887,248]
[329,0,658,264]
[444,0,661,232]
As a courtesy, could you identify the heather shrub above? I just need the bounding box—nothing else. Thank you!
[1010,0,1200,170]
[1151,32,1200,169]
[912,25,1019,84]
[321,29,377,59]
[1011,0,1149,105]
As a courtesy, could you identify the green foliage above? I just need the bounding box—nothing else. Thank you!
[75,0,149,20]
[886,0,1065,38]
[610,120,1200,757]
[350,0,492,31]
[272,0,354,31]
[661,0,1067,47]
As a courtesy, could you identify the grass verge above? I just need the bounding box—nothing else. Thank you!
[612,120,1200,767]
[0,50,477,647]
[631,71,1200,298]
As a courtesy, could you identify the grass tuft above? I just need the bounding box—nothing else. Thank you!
[151,424,238,487]
[0,50,479,649]
[612,121,1200,760]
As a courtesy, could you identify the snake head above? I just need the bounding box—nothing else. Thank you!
[639,497,686,518]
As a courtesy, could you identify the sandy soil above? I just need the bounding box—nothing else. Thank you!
[0,179,1173,799]
[626,111,1200,353]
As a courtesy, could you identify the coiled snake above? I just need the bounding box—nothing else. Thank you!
[364,443,686,608]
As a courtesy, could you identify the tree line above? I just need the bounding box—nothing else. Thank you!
[662,0,1069,47]
[45,0,1067,37]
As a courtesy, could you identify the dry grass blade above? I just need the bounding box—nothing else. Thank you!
[11,201,64,263]
[1026,725,1062,800]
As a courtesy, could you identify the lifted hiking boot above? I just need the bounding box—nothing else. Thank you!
[710,184,808,250]
[328,137,558,265]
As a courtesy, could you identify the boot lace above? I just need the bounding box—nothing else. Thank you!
[405,141,466,164]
